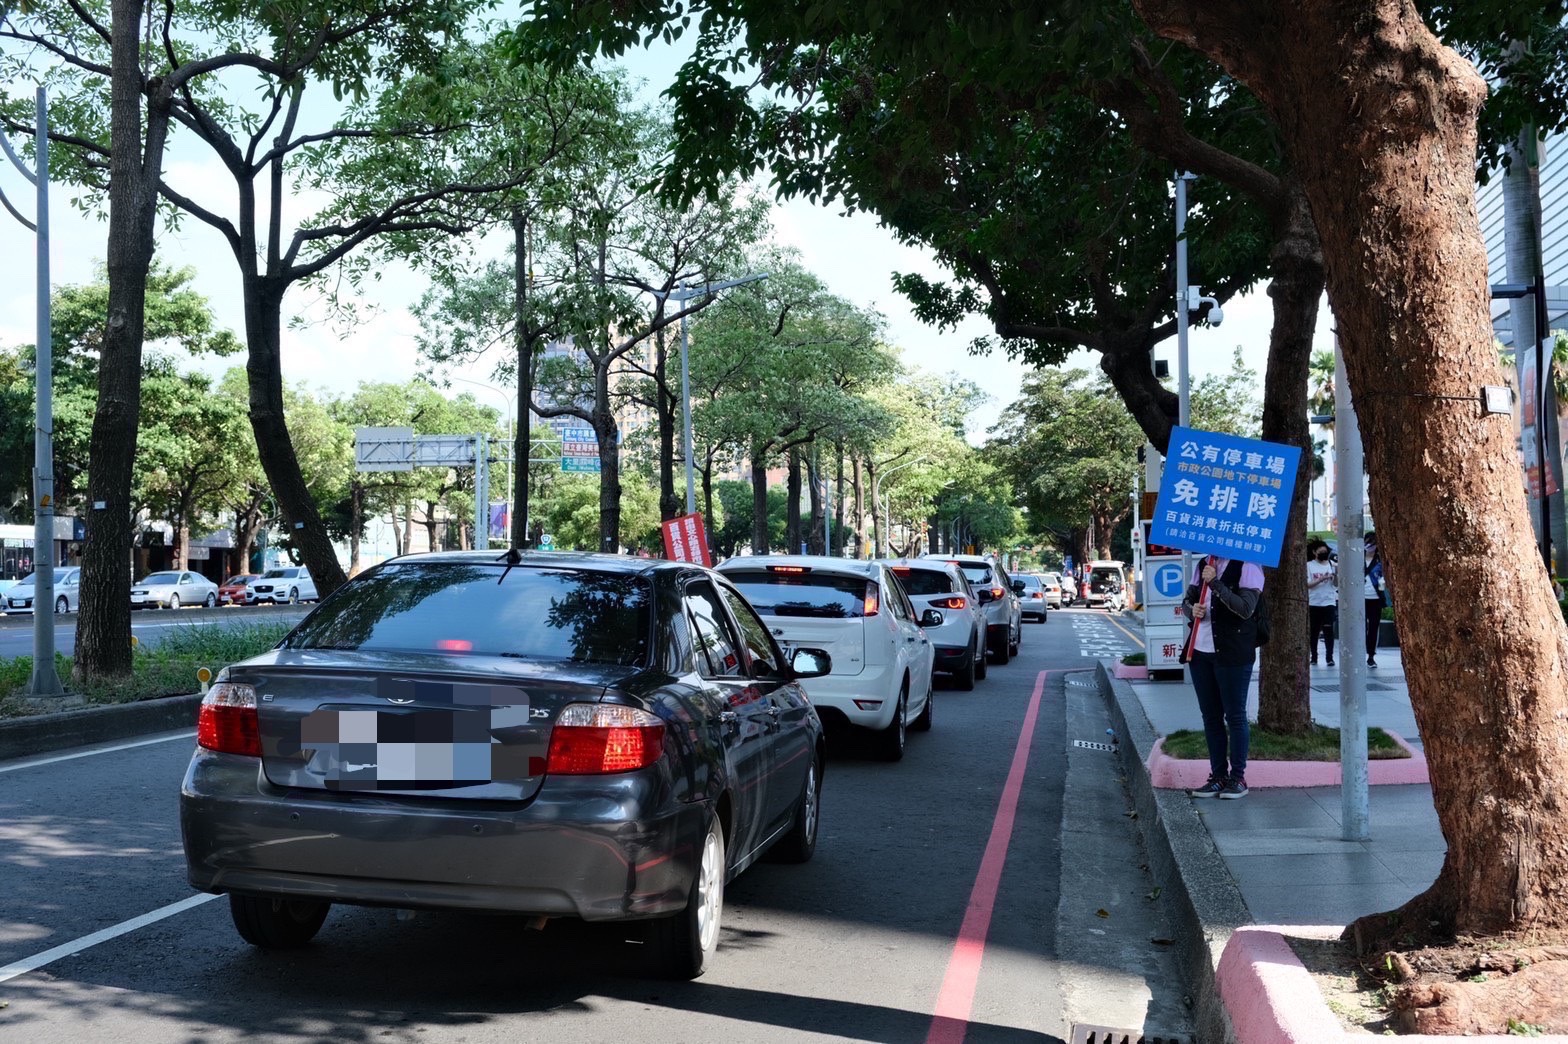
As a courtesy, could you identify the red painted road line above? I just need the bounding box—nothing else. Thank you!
[926,669,1050,1044]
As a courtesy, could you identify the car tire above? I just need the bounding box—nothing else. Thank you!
[204,592,217,608]
[648,816,725,979]
[228,894,330,949]
[167,595,180,610]
[974,637,988,680]
[911,681,934,732]
[877,685,908,761]
[54,596,68,614]
[773,755,822,864]
[1009,626,1020,657]
[287,588,299,605]
[957,649,977,691]
[990,630,1010,665]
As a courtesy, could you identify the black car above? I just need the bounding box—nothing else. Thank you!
[181,551,830,979]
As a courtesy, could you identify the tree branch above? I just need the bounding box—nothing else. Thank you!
[157,182,242,257]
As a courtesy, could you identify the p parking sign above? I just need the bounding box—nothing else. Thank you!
[1149,426,1301,568]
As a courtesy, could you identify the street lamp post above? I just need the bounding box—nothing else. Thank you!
[1,88,63,697]
[872,455,927,559]
[657,273,770,515]
[447,374,516,548]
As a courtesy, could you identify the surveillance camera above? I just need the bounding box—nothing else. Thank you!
[1208,304,1224,327]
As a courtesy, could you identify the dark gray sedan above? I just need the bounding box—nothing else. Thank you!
[180,551,829,979]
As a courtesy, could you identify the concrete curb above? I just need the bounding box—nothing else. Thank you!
[0,692,200,761]
[1095,660,1251,1044]
[1145,732,1430,788]
[1216,926,1568,1043]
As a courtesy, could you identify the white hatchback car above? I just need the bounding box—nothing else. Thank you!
[878,558,988,690]
[244,566,317,604]
[717,556,937,761]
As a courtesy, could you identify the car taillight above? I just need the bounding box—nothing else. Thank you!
[197,682,261,757]
[935,596,967,610]
[545,703,666,775]
[991,586,1005,599]
[864,582,881,617]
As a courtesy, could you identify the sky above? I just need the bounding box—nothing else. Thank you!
[0,28,1333,447]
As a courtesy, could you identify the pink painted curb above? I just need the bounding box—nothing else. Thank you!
[1112,663,1149,680]
[1146,732,1428,789]
[1217,926,1568,1043]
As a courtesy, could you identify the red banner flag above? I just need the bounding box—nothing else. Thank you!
[662,512,713,566]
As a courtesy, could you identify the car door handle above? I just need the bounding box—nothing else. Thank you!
[719,710,738,725]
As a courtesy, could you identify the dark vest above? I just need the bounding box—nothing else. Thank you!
[1189,559,1258,667]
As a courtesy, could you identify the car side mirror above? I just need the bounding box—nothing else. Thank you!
[790,647,832,679]
[1010,580,1025,595]
[976,588,996,604]
[919,608,944,627]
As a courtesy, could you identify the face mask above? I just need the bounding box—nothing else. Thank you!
[1317,551,1329,561]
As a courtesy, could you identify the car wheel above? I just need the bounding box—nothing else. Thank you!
[877,684,908,761]
[204,592,217,608]
[1009,625,1020,656]
[287,588,299,605]
[167,595,180,610]
[54,596,68,614]
[974,636,988,680]
[228,894,330,949]
[648,816,725,979]
[911,680,934,732]
[957,648,977,691]
[773,754,822,864]
[990,630,1010,665]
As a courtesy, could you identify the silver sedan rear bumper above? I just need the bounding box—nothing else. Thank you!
[180,749,706,922]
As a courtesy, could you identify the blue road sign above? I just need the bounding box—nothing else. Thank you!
[1152,562,1187,599]
[1149,425,1302,567]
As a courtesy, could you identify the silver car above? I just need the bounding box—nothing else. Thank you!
[131,570,220,609]
[4,567,82,614]
[921,553,1023,665]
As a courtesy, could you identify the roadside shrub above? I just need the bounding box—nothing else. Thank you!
[1121,651,1146,666]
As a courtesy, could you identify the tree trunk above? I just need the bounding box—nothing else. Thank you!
[806,451,824,554]
[751,450,769,554]
[852,456,865,557]
[1135,0,1568,944]
[656,328,680,521]
[865,460,880,557]
[595,406,622,554]
[175,520,190,572]
[1257,180,1323,736]
[245,280,347,597]
[702,450,716,528]
[77,0,167,683]
[423,500,440,553]
[785,447,803,553]
[513,207,534,549]
[834,443,846,557]
[348,481,363,576]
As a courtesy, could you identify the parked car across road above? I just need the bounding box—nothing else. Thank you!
[218,574,259,606]
[3,567,81,614]
[182,550,829,980]
[1015,573,1049,623]
[131,570,220,610]
[243,566,317,604]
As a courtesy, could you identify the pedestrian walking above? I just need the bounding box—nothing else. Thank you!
[1306,540,1337,667]
[1180,555,1266,800]
[1364,531,1387,667]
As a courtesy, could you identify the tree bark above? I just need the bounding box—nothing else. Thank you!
[852,456,865,557]
[751,450,770,554]
[806,450,824,554]
[834,442,846,557]
[594,388,622,553]
[657,329,680,521]
[77,0,168,683]
[1134,0,1568,943]
[1257,180,1323,736]
[785,446,803,553]
[348,481,363,575]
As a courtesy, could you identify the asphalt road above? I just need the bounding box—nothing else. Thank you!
[0,608,1189,1044]
[0,605,312,658]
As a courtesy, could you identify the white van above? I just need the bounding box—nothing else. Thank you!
[1083,560,1128,611]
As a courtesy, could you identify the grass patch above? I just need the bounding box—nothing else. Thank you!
[0,620,291,718]
[1161,723,1410,761]
[1120,651,1146,666]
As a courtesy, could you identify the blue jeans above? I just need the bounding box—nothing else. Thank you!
[1188,651,1252,780]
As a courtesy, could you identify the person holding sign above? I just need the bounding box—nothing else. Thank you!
[1180,556,1266,799]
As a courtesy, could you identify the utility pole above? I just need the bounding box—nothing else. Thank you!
[1334,339,1369,841]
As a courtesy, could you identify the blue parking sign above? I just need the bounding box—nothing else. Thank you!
[1152,562,1186,598]
[1149,426,1301,567]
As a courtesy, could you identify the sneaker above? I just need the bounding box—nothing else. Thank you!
[1218,776,1249,799]
[1367,656,1377,668]
[1326,657,1335,667]
[1189,775,1225,799]
[1310,656,1317,667]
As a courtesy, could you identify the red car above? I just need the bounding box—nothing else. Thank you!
[218,574,259,606]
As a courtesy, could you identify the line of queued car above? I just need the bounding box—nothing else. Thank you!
[179,547,1045,981]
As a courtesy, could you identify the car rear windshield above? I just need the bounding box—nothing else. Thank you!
[141,572,180,585]
[1019,575,1042,589]
[954,565,992,585]
[723,570,872,618]
[282,564,652,665]
[1090,568,1122,585]
[889,567,955,596]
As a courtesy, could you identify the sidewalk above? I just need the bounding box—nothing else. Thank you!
[1095,645,1467,1042]
[1127,646,1447,928]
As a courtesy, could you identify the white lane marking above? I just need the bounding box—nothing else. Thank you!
[0,893,220,984]
[0,730,196,774]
